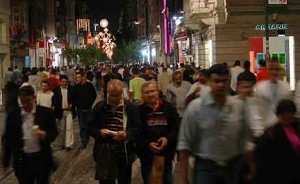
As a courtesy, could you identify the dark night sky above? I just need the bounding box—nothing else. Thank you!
[87,0,123,33]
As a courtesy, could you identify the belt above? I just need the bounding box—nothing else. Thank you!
[22,151,41,158]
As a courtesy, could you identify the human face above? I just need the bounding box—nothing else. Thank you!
[209,74,229,96]
[268,62,281,81]
[173,73,183,86]
[142,83,160,105]
[237,81,254,98]
[60,79,68,88]
[278,112,295,125]
[198,72,208,84]
[107,86,123,106]
[105,66,111,74]
[41,82,49,92]
[20,95,35,112]
[75,74,83,84]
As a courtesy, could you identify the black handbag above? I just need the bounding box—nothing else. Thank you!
[95,141,119,180]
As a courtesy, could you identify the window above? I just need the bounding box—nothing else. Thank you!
[0,55,4,79]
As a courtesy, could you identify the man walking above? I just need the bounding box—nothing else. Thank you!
[129,67,146,103]
[53,75,76,151]
[88,79,141,184]
[138,81,179,184]
[74,72,97,149]
[2,86,58,183]
[178,64,250,184]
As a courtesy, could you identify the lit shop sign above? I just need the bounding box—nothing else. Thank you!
[255,24,288,31]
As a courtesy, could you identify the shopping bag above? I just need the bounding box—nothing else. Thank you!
[95,142,119,180]
[150,156,165,184]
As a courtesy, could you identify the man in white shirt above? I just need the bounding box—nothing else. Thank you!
[230,60,244,95]
[166,71,191,117]
[186,69,210,105]
[36,80,54,109]
[53,75,76,151]
[255,59,292,129]
[158,67,172,97]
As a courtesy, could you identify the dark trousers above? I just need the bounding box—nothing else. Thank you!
[99,157,132,184]
[78,108,91,146]
[193,156,244,184]
[13,152,51,184]
[140,155,173,184]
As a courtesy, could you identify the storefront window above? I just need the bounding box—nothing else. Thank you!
[0,55,4,79]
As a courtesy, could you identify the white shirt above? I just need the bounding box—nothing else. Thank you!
[230,66,244,92]
[186,82,211,99]
[36,90,54,109]
[61,87,68,109]
[22,106,41,153]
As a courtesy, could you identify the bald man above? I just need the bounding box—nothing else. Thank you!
[88,79,141,184]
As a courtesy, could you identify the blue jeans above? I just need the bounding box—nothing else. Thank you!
[193,156,244,184]
[77,109,91,145]
[140,155,173,184]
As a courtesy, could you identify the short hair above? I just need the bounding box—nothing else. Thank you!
[234,60,241,66]
[276,99,297,115]
[132,67,139,75]
[141,81,158,92]
[199,69,209,78]
[243,60,251,71]
[258,59,266,67]
[208,64,229,78]
[60,75,69,81]
[107,79,124,90]
[75,72,83,77]
[237,72,256,84]
[41,80,49,85]
[19,85,35,97]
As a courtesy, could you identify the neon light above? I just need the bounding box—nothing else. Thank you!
[163,0,168,54]
[289,36,295,90]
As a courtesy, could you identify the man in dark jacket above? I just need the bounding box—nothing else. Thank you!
[74,72,97,149]
[88,79,141,184]
[1,85,58,183]
[53,75,76,151]
[138,81,180,184]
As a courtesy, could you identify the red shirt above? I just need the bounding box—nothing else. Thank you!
[48,76,60,91]
[256,68,270,83]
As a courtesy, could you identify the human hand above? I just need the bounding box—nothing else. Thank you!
[149,142,161,154]
[157,137,168,150]
[33,129,46,139]
[113,131,126,141]
[193,86,201,94]
[100,129,111,136]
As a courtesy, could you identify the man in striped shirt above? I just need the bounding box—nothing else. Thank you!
[88,79,141,184]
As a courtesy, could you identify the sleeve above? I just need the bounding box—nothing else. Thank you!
[87,104,103,141]
[177,101,198,152]
[1,114,12,168]
[45,109,58,143]
[129,79,133,91]
[166,104,180,144]
[126,105,142,142]
[186,84,196,98]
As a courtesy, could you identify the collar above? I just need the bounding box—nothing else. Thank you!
[203,92,216,106]
[146,99,163,112]
[106,97,125,108]
[21,104,37,116]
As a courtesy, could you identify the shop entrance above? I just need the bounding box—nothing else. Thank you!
[249,36,295,90]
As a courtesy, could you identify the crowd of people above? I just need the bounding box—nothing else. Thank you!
[1,59,300,184]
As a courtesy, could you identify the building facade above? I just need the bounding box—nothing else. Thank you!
[185,0,300,89]
[0,0,10,88]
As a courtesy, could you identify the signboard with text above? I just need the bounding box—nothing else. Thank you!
[268,0,287,4]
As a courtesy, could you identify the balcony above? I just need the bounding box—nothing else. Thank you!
[189,0,227,25]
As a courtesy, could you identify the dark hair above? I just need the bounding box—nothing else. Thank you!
[234,60,241,66]
[19,85,35,97]
[237,72,256,84]
[60,75,69,81]
[276,99,297,115]
[208,64,229,78]
[258,59,266,67]
[22,75,29,82]
[199,69,209,78]
[132,67,139,75]
[243,60,251,71]
[41,80,49,85]
[31,67,38,75]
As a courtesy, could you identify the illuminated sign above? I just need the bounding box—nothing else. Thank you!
[100,19,108,28]
[255,24,288,31]
[268,0,287,4]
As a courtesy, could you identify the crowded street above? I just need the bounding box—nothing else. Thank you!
[0,0,300,184]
